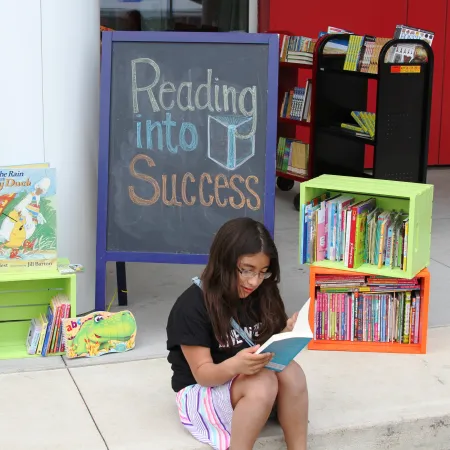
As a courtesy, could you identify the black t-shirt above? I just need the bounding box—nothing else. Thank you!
[166,283,262,392]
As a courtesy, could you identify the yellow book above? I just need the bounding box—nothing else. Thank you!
[344,35,356,70]
[351,36,364,71]
[403,220,409,271]
[2,163,49,169]
[361,112,375,138]
[291,142,308,171]
[367,113,376,136]
[351,111,370,134]
[286,90,294,118]
[341,123,364,132]
[36,313,48,355]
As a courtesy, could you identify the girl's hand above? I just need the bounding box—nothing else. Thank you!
[284,311,299,332]
[230,345,274,375]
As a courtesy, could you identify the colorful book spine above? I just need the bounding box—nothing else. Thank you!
[314,287,421,344]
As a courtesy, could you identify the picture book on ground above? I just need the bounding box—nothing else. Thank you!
[62,310,137,359]
[0,164,57,270]
[256,298,312,372]
[313,274,422,344]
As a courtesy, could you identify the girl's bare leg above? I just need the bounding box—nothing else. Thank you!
[276,361,308,450]
[230,369,278,450]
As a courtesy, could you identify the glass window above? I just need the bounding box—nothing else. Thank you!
[100,0,249,33]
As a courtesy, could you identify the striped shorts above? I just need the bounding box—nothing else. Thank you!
[176,380,234,450]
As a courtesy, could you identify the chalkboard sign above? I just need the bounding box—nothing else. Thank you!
[96,31,279,308]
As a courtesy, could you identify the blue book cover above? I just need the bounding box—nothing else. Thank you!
[41,304,54,357]
[256,299,312,372]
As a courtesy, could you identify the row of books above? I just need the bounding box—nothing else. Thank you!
[343,35,390,74]
[276,137,309,177]
[314,275,421,344]
[279,24,434,72]
[300,192,410,271]
[26,294,71,356]
[340,24,434,74]
[341,111,375,140]
[279,26,356,63]
[279,34,315,64]
[279,80,312,122]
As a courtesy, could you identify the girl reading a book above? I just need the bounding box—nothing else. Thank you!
[166,218,308,450]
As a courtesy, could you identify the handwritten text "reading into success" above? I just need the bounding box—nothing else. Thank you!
[128,155,261,210]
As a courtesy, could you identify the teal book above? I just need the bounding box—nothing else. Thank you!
[256,299,312,372]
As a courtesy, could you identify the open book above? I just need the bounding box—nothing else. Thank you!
[255,298,312,372]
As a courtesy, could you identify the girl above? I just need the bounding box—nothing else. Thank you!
[166,217,308,450]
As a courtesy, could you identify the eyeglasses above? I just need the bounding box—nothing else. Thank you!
[237,267,272,280]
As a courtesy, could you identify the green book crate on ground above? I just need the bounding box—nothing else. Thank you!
[0,258,76,360]
[299,175,433,279]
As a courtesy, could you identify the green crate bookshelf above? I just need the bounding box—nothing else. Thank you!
[0,258,76,360]
[299,175,434,279]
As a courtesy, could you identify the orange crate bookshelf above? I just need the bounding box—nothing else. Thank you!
[307,266,429,354]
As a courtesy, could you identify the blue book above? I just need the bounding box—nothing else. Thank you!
[256,299,312,372]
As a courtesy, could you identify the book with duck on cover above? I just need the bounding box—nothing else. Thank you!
[0,165,57,270]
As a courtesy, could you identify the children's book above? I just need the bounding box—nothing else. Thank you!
[26,317,43,355]
[57,263,84,274]
[36,313,49,355]
[62,310,137,359]
[0,165,57,270]
[41,294,71,356]
[256,298,312,372]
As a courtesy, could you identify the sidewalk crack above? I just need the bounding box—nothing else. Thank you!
[63,358,109,449]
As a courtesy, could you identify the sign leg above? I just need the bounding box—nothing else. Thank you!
[116,262,128,306]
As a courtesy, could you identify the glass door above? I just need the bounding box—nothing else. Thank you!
[100,0,255,33]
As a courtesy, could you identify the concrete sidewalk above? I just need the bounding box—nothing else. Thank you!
[1,326,450,450]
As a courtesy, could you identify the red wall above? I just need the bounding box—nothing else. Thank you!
[439,1,450,164]
[264,0,450,166]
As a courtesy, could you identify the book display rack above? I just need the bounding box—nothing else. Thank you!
[311,33,434,183]
[0,258,76,360]
[274,33,314,211]
[275,31,433,212]
[299,174,434,354]
[307,266,430,354]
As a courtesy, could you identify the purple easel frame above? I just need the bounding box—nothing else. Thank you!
[96,31,279,310]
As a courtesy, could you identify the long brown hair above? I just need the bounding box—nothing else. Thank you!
[201,218,287,348]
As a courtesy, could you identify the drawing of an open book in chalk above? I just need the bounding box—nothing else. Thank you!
[207,115,255,170]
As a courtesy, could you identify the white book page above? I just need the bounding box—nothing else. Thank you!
[292,298,313,337]
[256,298,312,353]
